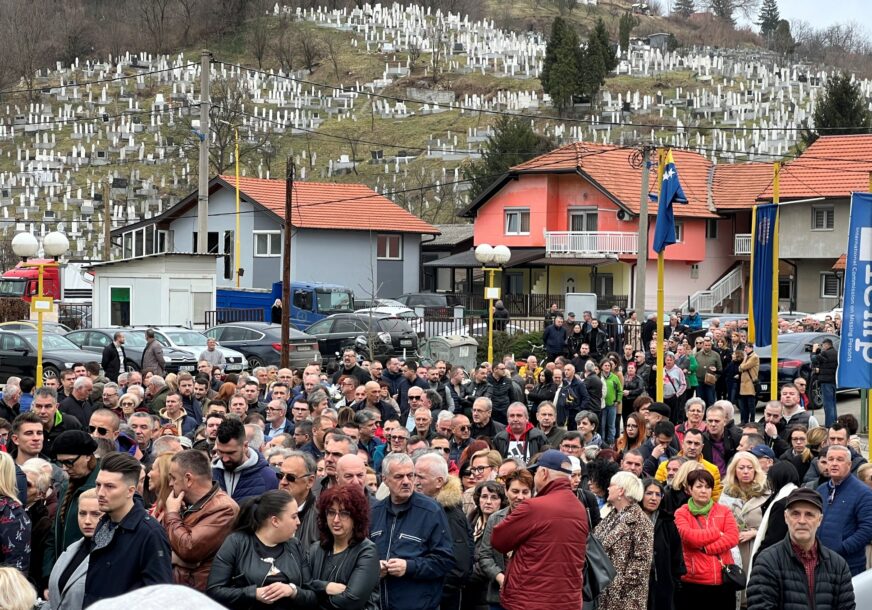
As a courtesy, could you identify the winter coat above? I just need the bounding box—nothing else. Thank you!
[369,491,454,610]
[0,496,30,571]
[585,327,608,359]
[159,408,198,436]
[647,509,685,610]
[83,501,174,607]
[46,537,89,610]
[435,477,474,597]
[593,501,654,610]
[206,531,317,610]
[817,475,872,575]
[59,395,93,428]
[491,478,588,610]
[739,352,760,396]
[492,304,510,331]
[673,502,740,586]
[477,507,508,605]
[655,455,723,502]
[212,447,279,504]
[307,538,380,610]
[101,342,127,382]
[141,339,166,376]
[164,484,239,592]
[46,462,100,578]
[492,423,549,464]
[542,323,568,356]
[811,346,838,384]
[695,349,723,385]
[486,375,522,424]
[295,492,319,552]
[718,489,771,577]
[747,535,855,610]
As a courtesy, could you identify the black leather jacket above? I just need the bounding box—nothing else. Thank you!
[207,531,317,609]
[307,538,380,610]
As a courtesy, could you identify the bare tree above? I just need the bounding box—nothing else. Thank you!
[248,0,271,69]
[1,0,55,101]
[325,36,342,80]
[139,0,174,53]
[176,0,203,47]
[272,15,297,72]
[298,34,325,73]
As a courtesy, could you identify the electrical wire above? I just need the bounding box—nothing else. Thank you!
[0,63,199,97]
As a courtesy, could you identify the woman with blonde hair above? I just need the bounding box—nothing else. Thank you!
[0,567,37,610]
[146,452,175,522]
[718,451,771,591]
[0,452,30,571]
[117,392,144,421]
[164,372,178,393]
[46,488,103,610]
[663,459,702,514]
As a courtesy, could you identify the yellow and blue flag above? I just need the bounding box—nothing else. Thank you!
[749,204,779,348]
[652,151,687,253]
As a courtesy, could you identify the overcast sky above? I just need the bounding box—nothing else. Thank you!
[732,0,867,30]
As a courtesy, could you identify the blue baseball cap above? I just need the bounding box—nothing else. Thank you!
[750,445,776,460]
[528,450,572,474]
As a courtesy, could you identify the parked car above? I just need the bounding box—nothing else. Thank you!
[437,321,525,338]
[355,305,425,336]
[129,327,249,372]
[304,313,418,367]
[394,292,464,316]
[755,332,843,408]
[0,320,72,335]
[204,321,321,370]
[65,328,198,374]
[0,330,95,382]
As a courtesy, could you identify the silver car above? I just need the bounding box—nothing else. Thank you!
[129,327,249,372]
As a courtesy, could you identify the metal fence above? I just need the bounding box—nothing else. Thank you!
[439,293,629,317]
[58,303,92,330]
[204,308,265,328]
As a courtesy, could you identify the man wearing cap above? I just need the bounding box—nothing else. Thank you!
[491,450,588,610]
[750,445,776,473]
[816,444,872,576]
[44,429,101,578]
[747,487,856,609]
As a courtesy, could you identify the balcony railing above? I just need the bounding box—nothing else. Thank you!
[545,231,638,257]
[735,233,752,255]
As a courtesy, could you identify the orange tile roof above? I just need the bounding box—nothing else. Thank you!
[833,254,846,270]
[759,134,872,200]
[217,175,439,234]
[712,162,774,210]
[509,143,718,218]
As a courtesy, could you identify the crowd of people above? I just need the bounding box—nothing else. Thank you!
[0,310,860,610]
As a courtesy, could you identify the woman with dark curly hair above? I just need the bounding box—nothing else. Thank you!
[464,481,508,610]
[307,485,380,610]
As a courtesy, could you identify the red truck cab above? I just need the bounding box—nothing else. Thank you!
[0,260,61,302]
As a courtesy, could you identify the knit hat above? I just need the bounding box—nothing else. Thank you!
[648,402,671,417]
[52,430,98,458]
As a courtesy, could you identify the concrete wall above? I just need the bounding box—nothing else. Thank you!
[779,198,849,260]
[794,258,841,312]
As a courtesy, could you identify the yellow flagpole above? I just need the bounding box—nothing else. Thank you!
[770,162,780,400]
[235,128,241,288]
[655,149,667,403]
[748,205,757,344]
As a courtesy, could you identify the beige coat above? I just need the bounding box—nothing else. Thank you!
[738,351,759,396]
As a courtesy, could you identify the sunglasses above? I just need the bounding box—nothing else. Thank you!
[408,395,423,401]
[57,455,83,468]
[88,425,111,436]
[457,425,470,431]
[435,447,450,454]
[390,435,408,442]
[276,472,311,483]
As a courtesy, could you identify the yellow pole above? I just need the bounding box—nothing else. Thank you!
[36,263,44,388]
[486,268,495,364]
[748,205,757,344]
[770,162,780,400]
[655,149,666,402]
[234,128,241,288]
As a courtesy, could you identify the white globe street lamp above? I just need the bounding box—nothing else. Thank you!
[474,243,512,365]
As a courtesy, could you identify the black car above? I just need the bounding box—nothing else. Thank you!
[394,293,463,316]
[304,313,418,367]
[0,330,95,382]
[65,328,199,374]
[755,332,840,408]
[204,322,321,370]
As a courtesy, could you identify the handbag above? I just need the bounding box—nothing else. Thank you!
[704,371,717,386]
[744,369,761,395]
[719,559,747,591]
[582,533,617,602]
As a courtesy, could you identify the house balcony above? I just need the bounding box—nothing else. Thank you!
[734,233,752,256]
[544,231,638,257]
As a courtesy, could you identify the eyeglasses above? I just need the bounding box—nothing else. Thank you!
[470,466,489,475]
[327,509,351,520]
[390,435,408,442]
[276,472,311,483]
[561,444,581,451]
[266,406,285,412]
[408,395,423,401]
[88,426,110,436]
[57,455,83,469]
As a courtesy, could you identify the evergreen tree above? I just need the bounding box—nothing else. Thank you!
[591,19,618,72]
[673,0,695,18]
[802,72,871,147]
[618,12,640,53]
[772,19,795,55]
[462,116,555,201]
[580,40,607,100]
[540,17,585,115]
[707,0,735,24]
[757,0,780,39]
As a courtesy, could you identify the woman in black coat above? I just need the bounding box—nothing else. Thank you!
[207,490,317,610]
[585,319,608,361]
[307,485,380,610]
[527,368,558,408]
[641,479,685,610]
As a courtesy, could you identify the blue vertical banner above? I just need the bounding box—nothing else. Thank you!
[751,204,778,348]
[838,192,872,388]
[652,150,687,253]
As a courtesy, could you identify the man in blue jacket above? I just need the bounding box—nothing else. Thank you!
[816,444,872,576]
[212,417,277,503]
[370,452,454,610]
[543,314,568,362]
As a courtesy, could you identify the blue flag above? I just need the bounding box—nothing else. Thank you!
[652,151,687,253]
[838,192,872,388]
[751,204,778,348]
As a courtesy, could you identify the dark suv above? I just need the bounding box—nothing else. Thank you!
[394,293,462,316]
[304,313,418,367]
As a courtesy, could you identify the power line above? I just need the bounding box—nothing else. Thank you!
[0,63,199,97]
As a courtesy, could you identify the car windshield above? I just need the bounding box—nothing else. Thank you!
[756,337,809,358]
[378,318,414,333]
[117,332,147,347]
[316,290,354,314]
[25,334,79,351]
[165,331,208,346]
[0,279,26,297]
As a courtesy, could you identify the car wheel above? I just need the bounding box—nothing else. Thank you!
[126,362,140,373]
[43,365,60,382]
[247,356,264,369]
[809,378,824,410]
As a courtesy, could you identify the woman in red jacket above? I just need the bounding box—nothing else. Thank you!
[674,468,740,610]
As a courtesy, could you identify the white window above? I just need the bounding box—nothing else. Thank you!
[820,272,840,298]
[675,220,684,243]
[705,218,718,239]
[377,234,402,260]
[254,231,281,257]
[569,209,598,232]
[504,208,530,235]
[812,206,834,231]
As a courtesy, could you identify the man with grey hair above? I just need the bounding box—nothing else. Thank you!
[314,432,356,494]
[59,376,94,424]
[277,450,318,549]
[492,450,588,610]
[244,424,265,452]
[352,409,381,459]
[0,383,20,421]
[470,397,504,439]
[263,399,293,440]
[493,402,548,463]
[414,452,473,610]
[371,452,454,610]
[146,375,170,415]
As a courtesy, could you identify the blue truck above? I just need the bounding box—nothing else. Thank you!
[216,281,355,328]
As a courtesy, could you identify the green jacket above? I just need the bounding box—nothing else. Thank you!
[148,385,170,415]
[694,349,723,385]
[44,461,101,578]
[602,372,623,407]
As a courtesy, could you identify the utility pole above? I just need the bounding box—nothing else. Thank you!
[197,49,211,253]
[102,181,110,260]
[280,159,294,368]
[634,145,652,315]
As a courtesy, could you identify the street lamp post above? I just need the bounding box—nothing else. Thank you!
[11,231,70,387]
[474,244,511,365]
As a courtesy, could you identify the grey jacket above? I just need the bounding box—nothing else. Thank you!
[46,538,89,610]
[477,507,509,604]
[141,340,166,376]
